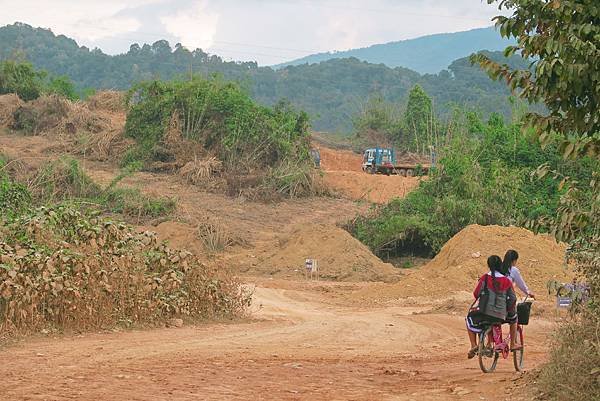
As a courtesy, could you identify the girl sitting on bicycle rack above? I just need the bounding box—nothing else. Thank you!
[465,255,517,359]
[502,249,534,353]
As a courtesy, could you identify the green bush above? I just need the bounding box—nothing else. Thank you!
[0,160,32,219]
[104,187,176,218]
[0,60,79,101]
[349,112,596,257]
[25,157,174,220]
[0,60,45,101]
[124,77,311,171]
[46,75,78,101]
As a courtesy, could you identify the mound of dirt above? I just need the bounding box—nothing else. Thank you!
[258,224,401,282]
[324,171,421,203]
[365,225,570,300]
[0,94,22,127]
[318,147,363,172]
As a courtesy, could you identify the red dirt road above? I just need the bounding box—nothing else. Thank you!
[1,285,546,401]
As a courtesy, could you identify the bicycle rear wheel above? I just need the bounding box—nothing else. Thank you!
[478,327,499,373]
[513,325,524,372]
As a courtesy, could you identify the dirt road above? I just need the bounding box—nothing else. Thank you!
[1,283,546,401]
[0,129,547,401]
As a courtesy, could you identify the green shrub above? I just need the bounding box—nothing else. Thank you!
[124,77,311,171]
[349,112,596,257]
[104,187,175,218]
[0,60,45,101]
[46,75,78,101]
[0,159,31,219]
[26,157,174,220]
[0,60,79,101]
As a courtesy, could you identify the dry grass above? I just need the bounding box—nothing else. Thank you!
[0,206,251,339]
[9,95,114,138]
[11,95,70,134]
[0,94,22,127]
[85,91,125,113]
[76,129,134,161]
[179,157,223,185]
[264,161,330,199]
[538,312,600,400]
[196,217,247,253]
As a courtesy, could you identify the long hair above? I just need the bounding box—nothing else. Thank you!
[502,249,519,276]
[488,255,502,290]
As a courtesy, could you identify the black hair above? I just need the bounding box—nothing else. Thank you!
[502,249,519,276]
[487,255,502,290]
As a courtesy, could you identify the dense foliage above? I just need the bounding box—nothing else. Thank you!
[124,76,310,170]
[473,0,600,160]
[351,85,440,153]
[349,112,596,257]
[473,2,599,399]
[0,23,530,132]
[124,76,319,198]
[0,60,79,101]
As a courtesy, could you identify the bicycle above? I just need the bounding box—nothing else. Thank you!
[477,297,532,373]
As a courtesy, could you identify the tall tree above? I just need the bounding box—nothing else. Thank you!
[473,2,599,400]
[404,84,433,153]
[472,0,600,160]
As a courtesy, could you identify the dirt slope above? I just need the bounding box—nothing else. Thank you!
[254,223,401,282]
[315,143,424,204]
[353,225,570,302]
[317,146,362,171]
[324,171,422,204]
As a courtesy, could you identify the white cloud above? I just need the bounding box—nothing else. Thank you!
[0,0,161,42]
[0,0,503,63]
[160,1,219,50]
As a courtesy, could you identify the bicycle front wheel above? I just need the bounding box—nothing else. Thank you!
[478,327,499,373]
[513,325,524,372]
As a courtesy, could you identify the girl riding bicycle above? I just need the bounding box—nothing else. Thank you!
[465,255,517,359]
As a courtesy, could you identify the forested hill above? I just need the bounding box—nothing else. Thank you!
[0,23,526,132]
[274,27,514,74]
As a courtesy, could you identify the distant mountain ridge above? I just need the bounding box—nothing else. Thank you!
[0,23,526,132]
[274,27,514,74]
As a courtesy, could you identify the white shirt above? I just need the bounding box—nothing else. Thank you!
[509,266,530,295]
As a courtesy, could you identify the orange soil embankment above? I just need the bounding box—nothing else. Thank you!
[323,171,421,204]
[317,146,363,172]
[352,224,570,302]
[255,223,401,282]
[316,144,423,203]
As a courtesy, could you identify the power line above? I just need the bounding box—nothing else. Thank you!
[285,0,495,23]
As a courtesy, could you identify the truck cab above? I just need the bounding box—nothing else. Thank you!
[362,148,395,175]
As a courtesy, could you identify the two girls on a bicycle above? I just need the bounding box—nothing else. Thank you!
[465,250,533,359]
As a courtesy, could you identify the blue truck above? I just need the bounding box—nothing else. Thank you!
[361,147,431,176]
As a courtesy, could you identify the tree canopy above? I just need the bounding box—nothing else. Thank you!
[0,23,532,132]
[472,0,600,160]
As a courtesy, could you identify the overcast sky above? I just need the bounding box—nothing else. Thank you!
[0,0,502,65]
